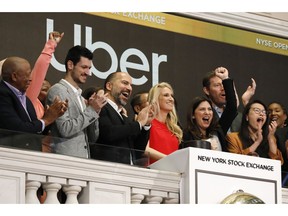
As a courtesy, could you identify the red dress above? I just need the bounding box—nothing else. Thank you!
[148,119,179,164]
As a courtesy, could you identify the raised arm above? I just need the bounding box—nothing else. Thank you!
[215,67,238,135]
[26,31,64,103]
[241,78,256,107]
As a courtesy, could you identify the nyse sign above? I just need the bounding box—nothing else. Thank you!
[46,19,167,86]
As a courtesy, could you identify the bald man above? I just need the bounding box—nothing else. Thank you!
[0,57,67,150]
[90,72,154,165]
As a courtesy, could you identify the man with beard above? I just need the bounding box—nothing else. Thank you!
[90,71,154,165]
[202,67,243,132]
[46,45,107,158]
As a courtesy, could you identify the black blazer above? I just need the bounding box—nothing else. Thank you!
[0,81,43,151]
[90,103,149,165]
[275,127,288,172]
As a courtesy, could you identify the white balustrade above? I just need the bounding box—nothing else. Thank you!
[0,147,180,204]
[1,146,286,204]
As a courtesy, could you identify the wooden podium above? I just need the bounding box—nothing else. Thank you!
[149,147,282,204]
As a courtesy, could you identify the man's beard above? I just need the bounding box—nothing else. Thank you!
[113,92,127,107]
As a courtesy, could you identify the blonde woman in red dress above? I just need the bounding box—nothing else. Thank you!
[145,82,183,165]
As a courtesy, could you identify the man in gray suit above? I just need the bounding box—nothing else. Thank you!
[46,45,107,158]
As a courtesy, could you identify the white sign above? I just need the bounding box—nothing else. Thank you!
[149,147,282,204]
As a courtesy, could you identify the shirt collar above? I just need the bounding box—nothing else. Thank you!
[62,79,82,96]
[107,98,123,113]
[4,80,25,97]
[213,105,223,117]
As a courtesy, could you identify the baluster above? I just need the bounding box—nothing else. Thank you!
[144,195,163,204]
[25,181,41,204]
[63,185,82,204]
[43,183,61,204]
[163,198,179,204]
[131,193,145,204]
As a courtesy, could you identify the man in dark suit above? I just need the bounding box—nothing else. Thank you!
[90,72,154,165]
[0,57,67,150]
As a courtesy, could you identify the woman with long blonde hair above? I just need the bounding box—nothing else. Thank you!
[145,82,182,165]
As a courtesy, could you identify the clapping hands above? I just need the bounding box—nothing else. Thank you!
[88,92,108,114]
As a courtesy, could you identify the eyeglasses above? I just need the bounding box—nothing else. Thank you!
[252,107,267,115]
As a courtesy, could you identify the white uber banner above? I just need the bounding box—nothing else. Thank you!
[149,147,282,204]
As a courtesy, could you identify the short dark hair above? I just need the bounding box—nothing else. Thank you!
[239,99,269,157]
[65,45,93,71]
[130,91,148,114]
[202,70,216,88]
[268,101,288,126]
[82,86,103,100]
[103,71,122,91]
[268,101,287,116]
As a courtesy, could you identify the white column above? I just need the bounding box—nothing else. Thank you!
[25,181,41,204]
[131,193,145,204]
[131,188,149,204]
[163,198,179,204]
[63,185,82,204]
[282,188,288,204]
[144,196,163,204]
[163,192,179,204]
[43,183,61,204]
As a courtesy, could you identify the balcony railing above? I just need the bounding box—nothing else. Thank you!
[0,129,180,204]
[0,129,287,204]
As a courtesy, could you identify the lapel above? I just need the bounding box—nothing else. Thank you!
[0,81,33,121]
[59,79,84,112]
[106,103,125,124]
[121,113,127,123]
[26,98,37,121]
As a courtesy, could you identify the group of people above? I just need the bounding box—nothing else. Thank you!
[128,66,288,174]
[0,31,288,178]
[0,32,154,167]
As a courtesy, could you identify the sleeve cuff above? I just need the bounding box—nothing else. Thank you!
[39,119,45,132]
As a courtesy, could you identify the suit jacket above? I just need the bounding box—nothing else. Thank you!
[212,81,242,133]
[90,103,149,165]
[229,112,242,132]
[46,79,99,158]
[275,127,288,172]
[0,80,43,151]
